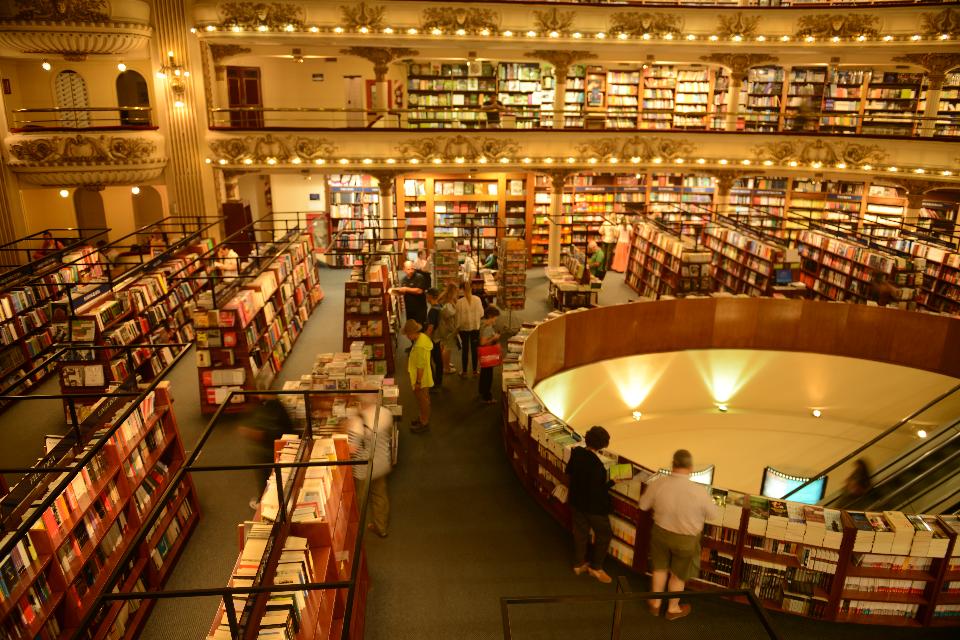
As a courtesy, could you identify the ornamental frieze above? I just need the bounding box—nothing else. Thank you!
[794,14,880,39]
[717,13,761,40]
[751,140,887,166]
[577,136,695,162]
[340,2,385,32]
[217,2,305,30]
[533,8,576,35]
[8,134,156,164]
[208,134,338,162]
[609,12,684,37]
[396,136,519,162]
[921,8,960,38]
[420,7,499,34]
[13,0,108,22]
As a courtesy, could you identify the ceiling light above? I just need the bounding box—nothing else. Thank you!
[675,158,685,164]
[266,157,277,165]
[630,157,641,164]
[836,162,847,169]
[857,35,867,42]
[913,168,925,174]
[499,157,510,164]
[204,158,212,164]
[652,157,663,164]
[780,35,791,42]
[595,32,606,39]
[664,33,674,41]
[432,157,442,164]
[480,28,490,36]
[918,429,927,438]
[173,100,185,108]
[521,157,531,164]
[314,158,326,165]
[756,35,766,42]
[812,409,822,418]
[257,25,269,32]
[741,159,751,166]
[544,157,554,164]
[732,35,743,42]
[338,158,350,165]
[456,28,466,36]
[609,157,618,164]
[811,161,822,168]
[831,36,840,43]
[717,403,729,413]
[503,30,513,37]
[382,27,393,34]
[386,158,396,164]
[117,62,127,72]
[804,35,815,43]
[131,186,141,195]
[431,28,442,36]
[686,34,696,41]
[566,157,576,164]
[59,189,69,198]
[407,28,418,35]
[696,158,706,165]
[709,35,719,41]
[862,164,872,170]
[639,33,648,41]
[549,31,559,38]
[883,35,893,42]
[939,33,950,40]
[333,27,344,34]
[788,160,799,167]
[231,26,242,32]
[284,24,295,32]
[455,157,466,164]
[911,34,922,41]
[243,158,253,165]
[41,60,51,71]
[362,158,372,165]
[888,166,898,172]
[526,30,537,38]
[588,157,598,164]
[632,410,642,421]
[762,159,773,166]
[205,25,216,32]
[218,159,228,165]
[573,32,582,39]
[941,170,953,176]
[719,159,728,165]
[291,157,301,164]
[409,158,420,164]
[478,157,487,164]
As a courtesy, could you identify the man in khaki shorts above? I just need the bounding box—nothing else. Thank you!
[639,449,718,620]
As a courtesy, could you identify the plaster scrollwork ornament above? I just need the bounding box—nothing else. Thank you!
[751,140,887,166]
[892,53,960,86]
[340,2,385,32]
[217,2,305,30]
[794,14,880,40]
[420,7,499,34]
[533,7,576,35]
[209,44,251,64]
[395,136,520,162]
[13,0,109,22]
[9,135,155,164]
[576,137,694,162]
[609,13,684,37]
[922,9,960,38]
[209,135,337,164]
[525,50,597,78]
[340,47,418,80]
[699,53,778,81]
[717,13,761,40]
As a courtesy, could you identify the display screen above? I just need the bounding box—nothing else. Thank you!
[761,466,827,504]
[774,268,793,285]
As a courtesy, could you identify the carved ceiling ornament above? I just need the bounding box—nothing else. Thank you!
[891,178,954,197]
[575,137,695,162]
[340,2,385,32]
[395,136,520,162]
[209,135,338,163]
[13,0,109,22]
[525,50,597,78]
[794,14,880,39]
[892,53,960,84]
[609,12,684,37]
[751,140,887,166]
[699,53,778,81]
[8,134,156,164]
[340,47,418,80]
[209,43,251,64]
[420,7,499,34]
[717,13,761,39]
[217,2,305,30]
[533,7,576,35]
[922,8,960,38]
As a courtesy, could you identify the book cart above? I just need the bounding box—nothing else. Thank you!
[499,317,960,629]
[0,346,198,640]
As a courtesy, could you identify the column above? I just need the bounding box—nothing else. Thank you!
[369,171,399,243]
[0,76,26,254]
[554,71,568,130]
[546,171,570,269]
[524,51,597,130]
[726,70,746,132]
[920,73,945,138]
[905,192,925,226]
[714,172,737,220]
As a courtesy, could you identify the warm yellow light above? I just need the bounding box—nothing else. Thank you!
[131,186,141,195]
[503,30,513,37]
[432,157,442,164]
[913,168,925,174]
[595,32,606,39]
[762,160,773,166]
[780,35,791,42]
[480,28,490,36]
[407,28,418,35]
[887,166,899,172]
[918,429,928,438]
[386,158,396,164]
[609,157,618,164]
[521,157,531,164]
[499,157,510,164]
[664,33,674,41]
[572,32,582,39]
[477,157,487,164]
[804,36,815,43]
[549,31,560,39]
[204,158,212,164]
[741,159,751,166]
[257,25,269,32]
[857,35,867,42]
[382,27,393,34]
[243,158,253,165]
[811,161,822,168]
[632,410,642,421]
[883,35,894,42]
[41,60,52,71]
[862,164,873,170]
[941,170,953,176]
[911,34,922,41]
[526,30,537,38]
[205,25,216,32]
[362,158,372,165]
[284,24,295,32]
[696,158,706,165]
[831,36,840,43]
[218,159,228,165]
[630,156,641,164]
[454,157,466,164]
[290,157,301,165]
[456,29,466,36]
[709,35,719,42]
[638,33,648,41]
[588,157,598,164]
[173,100,185,108]
[314,158,326,165]
[836,163,846,169]
[686,34,696,41]
[788,160,798,167]
[333,27,344,34]
[675,158,685,164]
[338,158,350,165]
[409,158,420,164]
[812,409,822,418]
[117,62,127,72]
[756,35,766,42]
[732,35,743,42]
[231,25,242,32]
[431,28,442,36]
[544,157,554,164]
[567,157,576,164]
[266,157,277,165]
[652,157,663,164]
[59,189,69,198]
[717,404,729,413]
[718,159,728,165]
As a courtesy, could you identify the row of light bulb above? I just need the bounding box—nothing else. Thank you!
[202,155,954,177]
[58,187,141,198]
[194,23,952,43]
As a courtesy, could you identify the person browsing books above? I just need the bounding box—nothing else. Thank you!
[567,426,615,584]
[477,306,501,404]
[391,261,429,325]
[214,245,240,279]
[599,217,618,271]
[639,449,719,620]
[32,231,64,260]
[587,241,606,281]
[455,280,484,377]
[402,319,433,433]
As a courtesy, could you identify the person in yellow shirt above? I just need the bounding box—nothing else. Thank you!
[403,319,433,433]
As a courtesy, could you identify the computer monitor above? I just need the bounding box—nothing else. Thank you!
[760,466,827,504]
[774,268,793,285]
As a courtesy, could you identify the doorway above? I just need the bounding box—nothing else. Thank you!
[115,70,151,126]
[54,70,90,128]
[226,67,263,128]
[73,188,106,238]
[344,75,364,128]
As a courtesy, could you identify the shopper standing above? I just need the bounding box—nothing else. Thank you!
[390,260,429,325]
[567,426,614,584]
[424,288,444,391]
[639,449,718,620]
[610,218,633,273]
[437,283,460,374]
[402,319,433,433]
[343,397,394,537]
[599,217,618,271]
[477,306,501,404]
[455,280,483,377]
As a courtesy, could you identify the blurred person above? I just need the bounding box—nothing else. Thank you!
[587,240,606,280]
[610,218,633,273]
[436,283,460,374]
[477,306,501,404]
[238,397,295,510]
[483,251,498,270]
[599,217,618,271]
[214,244,240,279]
[343,396,394,537]
[32,231,64,260]
[403,319,433,433]
[455,279,484,377]
[568,426,615,584]
[844,458,872,498]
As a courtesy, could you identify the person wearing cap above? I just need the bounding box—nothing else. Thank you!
[402,319,433,433]
[639,449,719,620]
[567,425,615,584]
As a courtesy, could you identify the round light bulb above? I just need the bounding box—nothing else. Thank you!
[917,429,927,438]
[58,189,69,198]
[41,60,52,71]
[717,404,728,413]
[131,186,140,195]
[812,409,822,418]
[117,62,127,72]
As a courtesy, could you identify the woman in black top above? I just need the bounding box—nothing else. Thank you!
[566,425,614,583]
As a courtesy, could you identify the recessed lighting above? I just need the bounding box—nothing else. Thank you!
[630,156,641,164]
[362,158,372,165]
[454,157,466,164]
[918,429,927,438]
[686,34,696,41]
[131,186,141,195]
[478,157,487,164]
[288,157,300,165]
[41,60,51,71]
[231,25,242,32]
[204,158,212,164]
[266,157,277,165]
[709,35,719,42]
[59,189,69,198]
[431,28,442,36]
[811,161,822,168]
[218,159,227,165]
[862,164,873,170]
[696,158,706,165]
[664,33,674,41]
[732,35,743,42]
[257,25,269,32]
[480,28,490,36]
[284,24,295,32]
[499,157,510,164]
[939,33,950,40]
[386,158,396,164]
[243,158,253,165]
[741,159,751,166]
[567,157,576,164]
[595,32,606,39]
[911,34,922,41]
[456,29,466,36]
[503,30,513,37]
[588,157,598,164]
[407,28,418,35]
[913,168,925,174]
[409,158,420,164]
[883,35,893,42]
[117,62,127,72]
[382,27,393,34]
[544,157,554,164]
[804,35,815,43]
[717,403,729,413]
[205,25,216,32]
[788,160,799,167]
[719,159,728,165]
[812,409,822,418]
[835,162,847,169]
[338,158,350,165]
[632,410,642,421]
[572,32,582,39]
[526,30,537,38]
[609,157,618,164]
[432,157,442,164]
[756,35,766,42]
[857,35,867,42]
[675,158,685,164]
[762,160,773,166]
[549,31,560,38]
[309,26,319,33]
[652,157,663,164]
[314,158,326,165]
[888,166,898,172]
[780,35,791,42]
[831,36,840,43]
[521,157,531,164]
[358,26,369,34]
[941,170,953,176]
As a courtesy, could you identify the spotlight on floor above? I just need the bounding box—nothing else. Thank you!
[811,409,822,418]
[632,410,642,421]
[717,403,728,413]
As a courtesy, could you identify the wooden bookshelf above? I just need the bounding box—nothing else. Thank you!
[641,65,676,130]
[728,176,789,237]
[399,178,428,261]
[327,174,380,269]
[863,71,923,137]
[745,66,785,132]
[343,269,394,376]
[861,184,906,241]
[569,173,645,247]
[539,63,587,128]
[703,222,797,296]
[194,235,323,414]
[624,220,711,297]
[0,382,199,640]
[647,173,714,237]
[605,69,640,129]
[784,66,828,132]
[497,62,543,130]
[405,61,497,129]
[932,71,960,137]
[674,67,711,129]
[821,68,867,135]
[787,178,863,240]
[497,238,526,310]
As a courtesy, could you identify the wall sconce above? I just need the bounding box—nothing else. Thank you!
[156,50,189,102]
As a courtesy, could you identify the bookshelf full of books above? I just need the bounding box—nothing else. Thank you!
[784,67,828,132]
[912,242,960,314]
[497,62,543,129]
[194,235,323,414]
[406,61,498,129]
[569,174,646,248]
[820,68,867,134]
[0,382,199,640]
[497,239,527,310]
[727,176,789,235]
[538,63,587,128]
[702,222,797,296]
[647,173,715,237]
[641,65,676,130]
[400,178,428,261]
[932,72,960,137]
[861,184,907,240]
[673,67,711,129]
[433,178,500,255]
[624,220,712,297]
[787,179,863,240]
[862,71,923,137]
[343,270,395,376]
[605,69,640,129]
[530,174,559,266]
[327,174,381,268]
[744,66,785,132]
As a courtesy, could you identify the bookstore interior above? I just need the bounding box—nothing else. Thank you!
[3,0,960,638]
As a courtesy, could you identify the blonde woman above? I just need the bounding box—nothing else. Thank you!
[437,282,459,374]
[455,279,484,376]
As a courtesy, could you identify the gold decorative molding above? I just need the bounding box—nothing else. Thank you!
[703,169,749,194]
[13,0,108,22]
[217,2,305,30]
[420,7,499,34]
[525,50,597,78]
[921,8,960,38]
[751,140,887,166]
[699,53,778,80]
[209,134,338,163]
[540,169,576,191]
[340,2,385,32]
[339,46,418,80]
[8,134,155,164]
[892,53,960,84]
[890,178,953,196]
[576,136,695,162]
[395,136,520,162]
[366,170,401,197]
[209,43,251,64]
[717,13,761,40]
[794,14,880,39]
[533,7,576,35]
[609,12,683,37]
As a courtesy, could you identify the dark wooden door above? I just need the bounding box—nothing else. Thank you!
[226,67,263,128]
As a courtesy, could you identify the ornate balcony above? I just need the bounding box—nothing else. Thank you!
[0,0,151,58]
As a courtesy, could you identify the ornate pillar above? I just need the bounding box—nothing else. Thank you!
[542,170,574,269]
[526,51,597,129]
[153,0,216,217]
[708,170,744,221]
[0,79,25,254]
[905,192,925,226]
[894,179,942,226]
[893,54,960,138]
[701,54,779,133]
[368,170,400,242]
[340,47,419,123]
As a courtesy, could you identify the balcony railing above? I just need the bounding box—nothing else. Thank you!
[10,107,155,132]
[426,0,957,6]
[207,105,960,138]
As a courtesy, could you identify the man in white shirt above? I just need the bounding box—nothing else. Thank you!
[598,217,619,271]
[639,449,718,620]
[214,245,240,280]
[343,398,395,537]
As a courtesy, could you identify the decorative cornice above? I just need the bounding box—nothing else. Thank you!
[609,12,683,37]
[209,43,251,64]
[717,13,761,40]
[339,46,418,80]
[340,2,384,32]
[525,50,597,77]
[0,21,151,56]
[576,136,695,162]
[217,2,305,30]
[420,7,499,34]
[751,140,887,166]
[13,0,108,22]
[891,178,953,196]
[533,7,576,35]
[699,53,778,79]
[8,134,155,164]
[208,134,338,163]
[921,8,960,39]
[794,14,880,39]
[892,53,960,81]
[395,136,519,162]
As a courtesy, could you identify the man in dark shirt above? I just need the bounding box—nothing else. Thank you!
[391,260,428,324]
[566,425,614,583]
[424,288,443,390]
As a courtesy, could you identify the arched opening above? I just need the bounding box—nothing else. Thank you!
[54,70,90,128]
[73,188,106,238]
[133,186,164,242]
[115,70,151,127]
